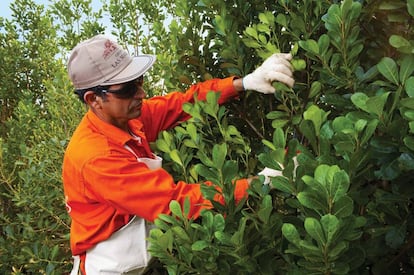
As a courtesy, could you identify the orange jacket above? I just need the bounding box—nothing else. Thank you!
[62,77,249,256]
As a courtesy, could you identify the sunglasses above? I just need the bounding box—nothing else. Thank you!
[101,75,144,99]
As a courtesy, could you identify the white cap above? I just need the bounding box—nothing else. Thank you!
[68,35,156,89]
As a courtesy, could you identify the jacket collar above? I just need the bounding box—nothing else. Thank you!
[85,109,144,146]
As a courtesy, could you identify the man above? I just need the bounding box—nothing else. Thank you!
[63,34,294,274]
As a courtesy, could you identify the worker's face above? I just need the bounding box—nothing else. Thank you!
[94,76,146,128]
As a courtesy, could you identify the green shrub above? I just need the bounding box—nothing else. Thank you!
[149,0,414,274]
[1,0,413,274]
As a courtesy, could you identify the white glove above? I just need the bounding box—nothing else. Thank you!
[258,167,284,185]
[242,53,294,94]
[258,156,298,185]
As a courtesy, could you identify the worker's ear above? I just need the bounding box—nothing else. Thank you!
[84,91,102,109]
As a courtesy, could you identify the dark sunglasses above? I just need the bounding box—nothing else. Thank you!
[75,76,144,102]
[101,75,144,99]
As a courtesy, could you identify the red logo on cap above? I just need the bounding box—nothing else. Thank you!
[103,40,118,59]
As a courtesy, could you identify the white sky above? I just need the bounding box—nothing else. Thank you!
[1,0,48,19]
[0,0,103,19]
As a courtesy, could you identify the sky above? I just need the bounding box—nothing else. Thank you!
[0,0,103,19]
[1,0,49,19]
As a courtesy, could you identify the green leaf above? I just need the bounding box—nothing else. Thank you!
[305,217,326,245]
[315,164,340,187]
[156,139,171,153]
[400,97,414,110]
[212,143,227,169]
[330,171,350,202]
[377,57,399,85]
[170,200,183,219]
[266,110,289,119]
[332,196,354,217]
[405,76,414,97]
[328,241,348,259]
[351,93,369,113]
[183,139,197,148]
[192,240,209,251]
[320,214,339,245]
[213,15,226,36]
[304,105,329,136]
[195,164,219,182]
[361,119,379,146]
[204,92,219,118]
[297,192,328,212]
[366,92,390,117]
[157,214,180,227]
[222,160,238,183]
[271,119,289,128]
[298,239,322,257]
[262,139,276,150]
[202,210,214,229]
[213,214,225,232]
[299,39,319,55]
[170,149,183,166]
[273,127,286,149]
[151,229,174,252]
[257,195,273,223]
[409,121,414,133]
[50,245,59,260]
[272,176,295,194]
[318,34,330,55]
[197,150,214,167]
[299,120,317,152]
[183,197,190,218]
[275,13,287,26]
[409,0,414,17]
[390,35,411,52]
[171,226,191,242]
[309,81,322,98]
[259,12,269,24]
[258,149,284,169]
[403,110,414,120]
[231,217,247,245]
[282,223,301,246]
[245,26,258,40]
[292,59,306,71]
[186,123,198,141]
[214,231,232,245]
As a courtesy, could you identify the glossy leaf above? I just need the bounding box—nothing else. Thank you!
[304,217,326,245]
[282,223,301,246]
[406,76,414,97]
[212,143,227,169]
[299,39,319,55]
[320,214,339,245]
[192,240,209,251]
[377,57,399,85]
[297,192,328,212]
[170,200,184,219]
[332,196,354,218]
[272,176,295,194]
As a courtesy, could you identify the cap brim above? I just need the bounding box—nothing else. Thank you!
[103,55,156,85]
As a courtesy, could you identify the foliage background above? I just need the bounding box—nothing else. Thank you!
[0,0,413,274]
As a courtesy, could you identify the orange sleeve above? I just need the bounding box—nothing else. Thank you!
[140,77,239,142]
[82,154,248,222]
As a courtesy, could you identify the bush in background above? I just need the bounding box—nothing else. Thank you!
[0,0,413,274]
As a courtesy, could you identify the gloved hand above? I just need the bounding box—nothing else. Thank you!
[258,156,298,185]
[242,53,294,94]
[258,167,284,185]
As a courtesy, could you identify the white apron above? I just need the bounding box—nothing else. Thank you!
[70,152,162,275]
